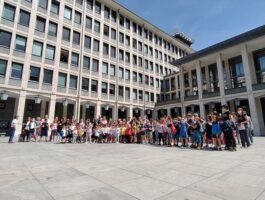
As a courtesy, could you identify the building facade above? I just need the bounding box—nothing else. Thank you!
[155,25,265,136]
[0,0,193,134]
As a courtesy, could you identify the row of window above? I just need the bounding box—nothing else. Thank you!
[2,1,186,57]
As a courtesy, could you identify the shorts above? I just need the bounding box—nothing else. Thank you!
[169,133,175,139]
[212,133,221,138]
[41,130,48,137]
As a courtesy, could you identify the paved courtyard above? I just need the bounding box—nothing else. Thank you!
[1,137,265,200]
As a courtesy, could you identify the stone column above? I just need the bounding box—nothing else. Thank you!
[63,105,67,119]
[40,100,46,118]
[15,91,27,137]
[112,104,117,120]
[95,101,101,119]
[82,104,86,120]
[224,59,232,89]
[241,44,254,91]
[129,105,133,118]
[48,94,56,122]
[216,54,225,97]
[196,61,203,99]
[248,94,261,136]
[167,107,171,117]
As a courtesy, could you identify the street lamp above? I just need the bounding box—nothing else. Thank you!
[0,91,8,101]
[62,99,68,107]
[85,103,90,109]
[34,96,41,104]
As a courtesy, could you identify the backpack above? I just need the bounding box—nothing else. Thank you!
[212,122,221,134]
[222,120,233,133]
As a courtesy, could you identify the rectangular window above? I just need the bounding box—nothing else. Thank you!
[125,52,130,63]
[138,73,143,83]
[71,53,79,66]
[11,63,23,79]
[104,25,109,36]
[101,82,107,94]
[125,69,130,80]
[133,89,137,100]
[45,45,55,60]
[111,28,116,40]
[125,35,130,46]
[58,72,67,87]
[43,69,53,84]
[119,15,124,26]
[74,11,81,24]
[60,49,69,63]
[139,90,143,100]
[93,39,99,52]
[51,0,60,14]
[76,0,83,5]
[133,71,137,82]
[64,6,72,20]
[48,22,57,37]
[82,77,89,91]
[119,32,124,43]
[102,62,108,74]
[62,27,70,41]
[38,0,48,9]
[111,10,116,22]
[0,60,7,77]
[103,43,109,55]
[70,75,77,89]
[133,22,137,33]
[32,41,43,57]
[91,80,98,92]
[254,49,265,83]
[110,64,115,76]
[95,1,101,14]
[29,66,40,82]
[125,87,130,98]
[118,86,123,96]
[111,46,116,58]
[19,10,30,26]
[73,31,80,44]
[94,20,100,33]
[84,36,91,49]
[110,84,115,95]
[92,59,99,72]
[36,16,46,32]
[125,18,130,29]
[87,0,93,10]
[104,6,110,19]
[118,67,124,78]
[15,35,27,52]
[86,16,92,29]
[119,50,124,61]
[2,3,16,21]
[83,56,90,69]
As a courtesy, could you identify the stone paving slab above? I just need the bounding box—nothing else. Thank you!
[0,137,265,200]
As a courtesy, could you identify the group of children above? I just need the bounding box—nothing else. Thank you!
[19,104,254,151]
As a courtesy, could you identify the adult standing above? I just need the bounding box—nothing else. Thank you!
[8,116,18,143]
[221,105,237,151]
[236,107,251,148]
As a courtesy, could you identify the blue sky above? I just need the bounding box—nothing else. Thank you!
[117,0,265,50]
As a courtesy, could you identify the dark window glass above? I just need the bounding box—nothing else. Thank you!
[93,39,99,52]
[70,75,77,89]
[95,1,101,14]
[29,66,40,82]
[15,35,27,52]
[64,6,72,20]
[2,3,16,21]
[45,45,55,60]
[43,69,53,84]
[103,43,109,55]
[32,41,43,57]
[71,53,79,66]
[73,31,80,44]
[91,80,98,92]
[51,0,60,14]
[74,11,81,24]
[109,84,115,95]
[48,22,57,37]
[101,82,107,94]
[111,28,116,40]
[62,27,70,41]
[118,86,123,96]
[38,0,48,9]
[0,59,7,76]
[111,10,116,22]
[36,17,46,32]
[82,77,89,91]
[104,6,110,19]
[84,36,91,49]
[60,49,69,63]
[83,56,90,69]
[19,10,30,26]
[104,25,109,36]
[87,0,93,10]
[85,16,92,29]
[92,59,99,72]
[58,72,67,87]
[11,63,23,79]
[94,20,100,33]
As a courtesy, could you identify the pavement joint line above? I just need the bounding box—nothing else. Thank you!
[255,188,265,200]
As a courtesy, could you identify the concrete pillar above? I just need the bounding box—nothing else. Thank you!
[199,102,205,119]
[248,94,261,136]
[224,59,232,89]
[229,100,236,112]
[205,65,210,92]
[129,105,133,118]
[255,97,265,135]
[82,104,86,120]
[216,53,225,97]
[63,106,67,118]
[75,99,81,122]
[167,107,171,116]
[15,91,27,137]
[48,94,56,122]
[95,101,101,119]
[40,100,46,118]
[112,105,117,120]
[196,61,203,99]
[241,44,253,92]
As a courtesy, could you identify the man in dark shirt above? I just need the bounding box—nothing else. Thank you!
[222,105,236,151]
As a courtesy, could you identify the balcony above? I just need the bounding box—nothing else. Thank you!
[202,90,220,98]
[184,95,199,101]
[252,83,265,91]
[225,86,247,95]
[155,98,181,106]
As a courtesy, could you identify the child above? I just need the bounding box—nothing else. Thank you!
[86,122,93,144]
[179,117,189,148]
[211,113,222,151]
